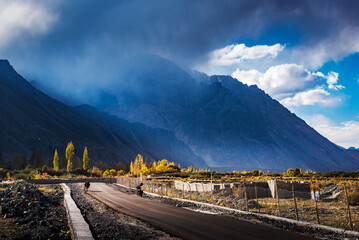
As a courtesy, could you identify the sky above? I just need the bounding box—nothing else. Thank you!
[0,0,358,148]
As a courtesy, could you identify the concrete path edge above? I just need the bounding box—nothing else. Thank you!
[61,183,94,240]
[115,183,359,238]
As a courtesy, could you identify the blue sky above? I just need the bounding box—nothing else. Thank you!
[0,0,358,148]
[197,26,359,148]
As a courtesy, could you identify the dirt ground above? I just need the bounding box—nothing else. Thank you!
[0,182,70,240]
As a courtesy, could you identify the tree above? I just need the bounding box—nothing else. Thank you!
[53,149,59,170]
[130,161,134,175]
[83,147,89,171]
[60,155,67,169]
[30,151,44,168]
[0,151,3,168]
[286,168,294,177]
[66,141,74,172]
[11,153,23,170]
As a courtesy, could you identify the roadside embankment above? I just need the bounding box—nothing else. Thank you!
[61,183,94,240]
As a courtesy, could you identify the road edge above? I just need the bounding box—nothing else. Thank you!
[114,183,359,238]
[61,183,94,240]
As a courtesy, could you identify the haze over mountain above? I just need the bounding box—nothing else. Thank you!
[94,55,359,172]
[1,56,358,172]
[0,59,205,168]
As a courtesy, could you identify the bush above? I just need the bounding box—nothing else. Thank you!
[71,168,90,176]
[12,173,29,179]
[348,191,359,206]
[42,165,48,172]
[103,169,110,177]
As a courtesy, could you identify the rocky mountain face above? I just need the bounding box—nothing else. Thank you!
[0,60,205,167]
[99,56,359,172]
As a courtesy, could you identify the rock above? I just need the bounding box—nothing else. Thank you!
[247,200,263,209]
[321,184,341,201]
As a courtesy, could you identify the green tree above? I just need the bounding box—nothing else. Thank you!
[11,153,23,170]
[74,157,81,169]
[83,147,89,170]
[60,155,67,169]
[53,149,59,170]
[30,151,44,168]
[0,151,3,168]
[66,141,74,172]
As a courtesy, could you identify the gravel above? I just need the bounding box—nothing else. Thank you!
[68,183,180,240]
[0,181,70,240]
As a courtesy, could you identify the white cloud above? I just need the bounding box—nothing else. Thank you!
[232,64,345,107]
[313,71,344,90]
[306,114,359,148]
[209,43,284,66]
[280,87,339,107]
[293,27,359,68]
[232,63,314,97]
[0,1,57,49]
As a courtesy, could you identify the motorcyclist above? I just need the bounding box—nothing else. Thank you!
[136,182,143,197]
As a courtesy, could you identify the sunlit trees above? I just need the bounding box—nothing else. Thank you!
[53,149,59,170]
[83,147,89,171]
[109,169,117,176]
[66,141,74,172]
[130,161,134,174]
[129,156,180,176]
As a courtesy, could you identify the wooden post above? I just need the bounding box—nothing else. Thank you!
[210,172,213,203]
[237,184,241,209]
[312,181,320,224]
[244,184,248,211]
[275,179,281,216]
[182,183,185,199]
[254,185,260,212]
[343,183,354,230]
[292,183,299,221]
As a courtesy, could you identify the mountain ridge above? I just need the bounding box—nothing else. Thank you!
[1,57,358,171]
[0,59,206,167]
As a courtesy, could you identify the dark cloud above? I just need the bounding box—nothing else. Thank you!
[2,0,359,103]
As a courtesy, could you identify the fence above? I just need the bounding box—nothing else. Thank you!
[116,177,359,231]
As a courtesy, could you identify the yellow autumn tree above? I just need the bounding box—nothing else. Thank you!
[53,149,59,170]
[66,141,74,172]
[130,161,134,175]
[82,147,89,171]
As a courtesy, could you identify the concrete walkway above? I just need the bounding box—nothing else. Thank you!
[61,184,94,240]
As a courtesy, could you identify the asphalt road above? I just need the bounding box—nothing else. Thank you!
[88,183,316,240]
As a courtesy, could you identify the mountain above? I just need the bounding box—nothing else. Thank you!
[0,59,205,167]
[95,55,359,172]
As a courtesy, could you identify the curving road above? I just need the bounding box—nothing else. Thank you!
[87,183,316,240]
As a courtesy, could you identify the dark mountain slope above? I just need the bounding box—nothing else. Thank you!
[97,56,359,171]
[0,60,205,167]
[174,76,358,171]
